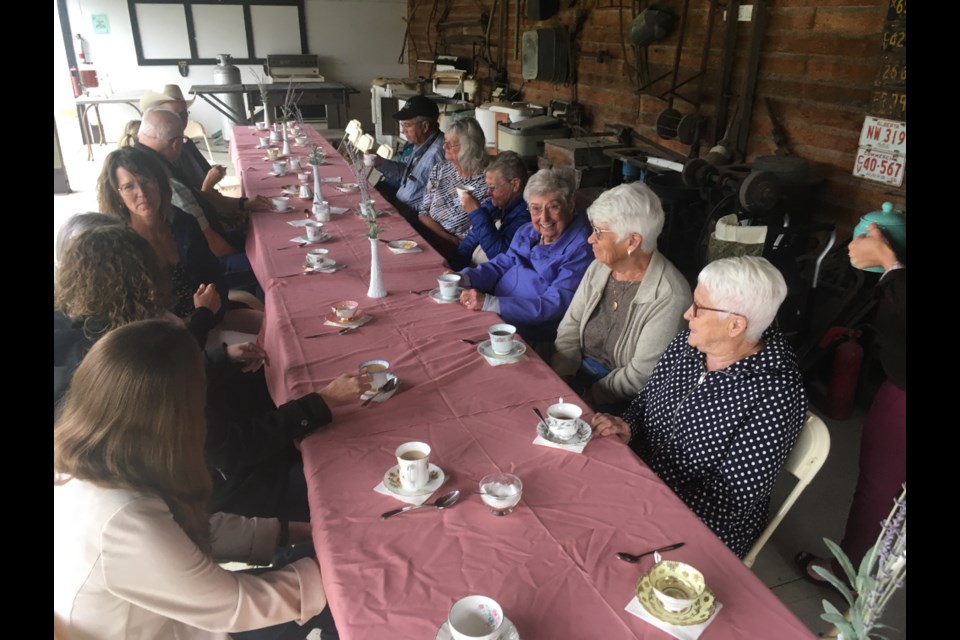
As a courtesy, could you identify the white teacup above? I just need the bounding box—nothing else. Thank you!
[266,147,281,160]
[395,441,430,491]
[258,136,270,148]
[295,135,309,146]
[271,196,290,211]
[437,274,461,300]
[487,323,516,355]
[305,247,329,265]
[546,402,582,441]
[359,359,390,391]
[332,300,359,320]
[255,121,269,131]
[272,161,288,177]
[363,152,377,167]
[649,554,706,613]
[304,221,325,242]
[298,171,311,183]
[448,595,504,640]
[269,130,282,142]
[455,184,473,197]
[298,184,313,199]
[288,156,302,171]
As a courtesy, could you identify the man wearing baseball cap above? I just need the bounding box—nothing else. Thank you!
[374,95,445,220]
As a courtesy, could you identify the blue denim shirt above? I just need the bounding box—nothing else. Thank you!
[376,131,445,212]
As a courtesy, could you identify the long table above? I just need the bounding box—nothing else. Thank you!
[233,126,815,640]
[194,82,356,129]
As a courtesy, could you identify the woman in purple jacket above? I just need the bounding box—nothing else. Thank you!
[457,168,594,343]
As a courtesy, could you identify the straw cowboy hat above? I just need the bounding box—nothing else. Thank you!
[138,85,195,113]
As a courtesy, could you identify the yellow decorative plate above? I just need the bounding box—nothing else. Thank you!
[636,573,716,626]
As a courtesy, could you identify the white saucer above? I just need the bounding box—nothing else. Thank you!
[335,183,360,193]
[273,205,294,212]
[536,419,592,446]
[387,240,419,251]
[436,616,520,640]
[382,461,443,497]
[477,339,527,360]
[304,257,335,270]
[429,288,461,304]
[361,373,400,403]
[268,171,291,177]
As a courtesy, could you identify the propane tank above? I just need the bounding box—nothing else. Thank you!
[213,54,244,142]
[819,327,863,420]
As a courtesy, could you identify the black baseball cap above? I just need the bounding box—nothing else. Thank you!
[393,95,440,121]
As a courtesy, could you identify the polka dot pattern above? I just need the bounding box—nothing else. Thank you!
[623,328,807,558]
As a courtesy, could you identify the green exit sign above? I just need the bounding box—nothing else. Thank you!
[92,14,109,35]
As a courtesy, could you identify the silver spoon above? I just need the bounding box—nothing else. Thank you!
[277,242,307,251]
[616,542,686,563]
[362,377,398,407]
[460,338,483,345]
[532,407,548,426]
[380,489,461,520]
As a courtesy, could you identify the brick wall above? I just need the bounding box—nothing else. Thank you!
[405,0,905,232]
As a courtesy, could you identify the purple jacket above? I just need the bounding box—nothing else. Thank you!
[460,213,594,341]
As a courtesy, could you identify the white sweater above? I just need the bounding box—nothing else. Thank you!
[552,252,691,401]
[54,477,326,640]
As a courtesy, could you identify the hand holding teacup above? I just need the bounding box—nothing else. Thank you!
[318,371,373,406]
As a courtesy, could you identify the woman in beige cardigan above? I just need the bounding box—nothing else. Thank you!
[552,182,691,411]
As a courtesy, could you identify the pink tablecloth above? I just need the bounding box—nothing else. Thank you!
[236,126,815,640]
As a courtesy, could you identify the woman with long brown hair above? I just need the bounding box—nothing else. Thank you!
[54,319,332,639]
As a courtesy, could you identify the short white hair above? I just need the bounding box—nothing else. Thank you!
[138,107,183,144]
[587,182,665,252]
[697,256,787,341]
[524,168,577,203]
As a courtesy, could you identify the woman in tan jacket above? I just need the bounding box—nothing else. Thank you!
[552,182,691,411]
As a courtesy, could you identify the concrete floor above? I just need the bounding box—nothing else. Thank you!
[54,124,906,639]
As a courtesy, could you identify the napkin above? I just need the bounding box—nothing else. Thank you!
[291,234,331,244]
[330,206,349,215]
[324,314,372,329]
[624,596,722,640]
[374,472,444,506]
[480,353,529,367]
[287,219,313,228]
[304,264,345,274]
[532,433,588,454]
[320,176,342,183]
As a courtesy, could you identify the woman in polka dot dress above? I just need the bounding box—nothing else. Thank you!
[591,256,808,558]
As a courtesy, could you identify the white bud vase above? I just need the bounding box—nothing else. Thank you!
[367,236,387,298]
[262,96,271,128]
[281,122,291,156]
[311,163,322,204]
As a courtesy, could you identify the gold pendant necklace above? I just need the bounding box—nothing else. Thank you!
[610,278,632,312]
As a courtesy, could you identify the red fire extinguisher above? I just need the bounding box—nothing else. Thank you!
[819,327,863,420]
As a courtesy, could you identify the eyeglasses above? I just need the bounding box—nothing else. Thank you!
[442,140,460,149]
[690,300,745,318]
[399,121,419,131]
[486,181,509,192]
[591,225,616,237]
[529,202,564,215]
[117,176,159,196]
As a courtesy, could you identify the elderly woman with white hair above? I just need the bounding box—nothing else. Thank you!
[457,168,593,343]
[591,256,808,558]
[552,182,691,410]
[417,117,490,261]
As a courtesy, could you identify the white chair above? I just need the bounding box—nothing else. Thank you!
[742,412,831,568]
[356,133,375,154]
[184,119,214,164]
[376,143,395,161]
[337,119,362,156]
